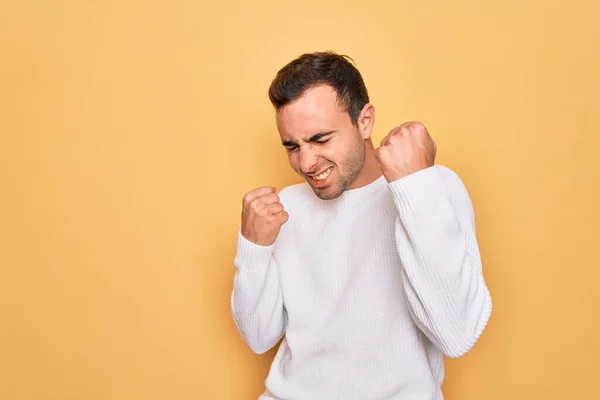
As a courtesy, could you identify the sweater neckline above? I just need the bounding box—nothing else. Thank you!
[336,174,388,202]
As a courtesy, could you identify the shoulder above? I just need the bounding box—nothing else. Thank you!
[277,181,317,212]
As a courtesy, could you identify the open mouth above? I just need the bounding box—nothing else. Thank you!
[308,166,333,187]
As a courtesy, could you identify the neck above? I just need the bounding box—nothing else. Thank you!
[346,140,384,190]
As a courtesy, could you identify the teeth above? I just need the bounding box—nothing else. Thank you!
[314,167,332,181]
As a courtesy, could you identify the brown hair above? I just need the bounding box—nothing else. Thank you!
[268,51,370,125]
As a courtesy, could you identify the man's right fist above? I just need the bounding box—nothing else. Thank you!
[241,186,289,246]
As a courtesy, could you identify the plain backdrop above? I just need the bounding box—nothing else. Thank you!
[1,0,599,399]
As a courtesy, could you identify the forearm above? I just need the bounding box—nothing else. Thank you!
[390,166,492,358]
[231,231,287,354]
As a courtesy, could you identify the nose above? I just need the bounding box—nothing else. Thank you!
[298,146,319,174]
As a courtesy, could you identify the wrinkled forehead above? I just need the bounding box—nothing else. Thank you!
[275,85,348,140]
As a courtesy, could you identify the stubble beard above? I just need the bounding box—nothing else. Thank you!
[313,136,366,200]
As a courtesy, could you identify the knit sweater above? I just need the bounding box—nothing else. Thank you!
[231,165,492,400]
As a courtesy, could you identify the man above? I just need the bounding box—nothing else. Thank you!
[231,51,492,399]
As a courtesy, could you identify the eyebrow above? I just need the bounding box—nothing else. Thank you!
[282,130,336,147]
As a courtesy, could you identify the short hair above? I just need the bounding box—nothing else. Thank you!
[268,51,370,125]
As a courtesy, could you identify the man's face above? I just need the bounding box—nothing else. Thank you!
[276,85,366,200]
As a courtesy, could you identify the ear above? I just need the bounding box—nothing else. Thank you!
[357,103,375,140]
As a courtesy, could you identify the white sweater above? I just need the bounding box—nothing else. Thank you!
[231,165,492,400]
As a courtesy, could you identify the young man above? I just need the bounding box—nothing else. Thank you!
[231,51,492,400]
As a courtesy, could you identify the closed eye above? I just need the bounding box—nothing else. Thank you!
[285,139,329,152]
[314,139,330,145]
[282,131,335,151]
[308,131,334,144]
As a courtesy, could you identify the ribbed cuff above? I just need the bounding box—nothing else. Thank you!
[387,166,450,216]
[234,229,275,270]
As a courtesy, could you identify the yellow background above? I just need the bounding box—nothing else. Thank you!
[1,0,599,399]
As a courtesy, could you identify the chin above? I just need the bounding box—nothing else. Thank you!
[302,168,346,200]
[311,184,344,200]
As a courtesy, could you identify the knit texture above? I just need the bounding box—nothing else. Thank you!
[231,165,492,400]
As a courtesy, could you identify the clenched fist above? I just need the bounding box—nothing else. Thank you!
[241,186,289,246]
[376,121,437,182]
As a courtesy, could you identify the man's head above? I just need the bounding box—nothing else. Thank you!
[268,51,375,200]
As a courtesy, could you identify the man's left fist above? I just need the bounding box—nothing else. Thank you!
[375,121,437,182]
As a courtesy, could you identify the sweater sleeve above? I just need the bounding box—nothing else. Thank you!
[230,230,287,354]
[388,165,492,358]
